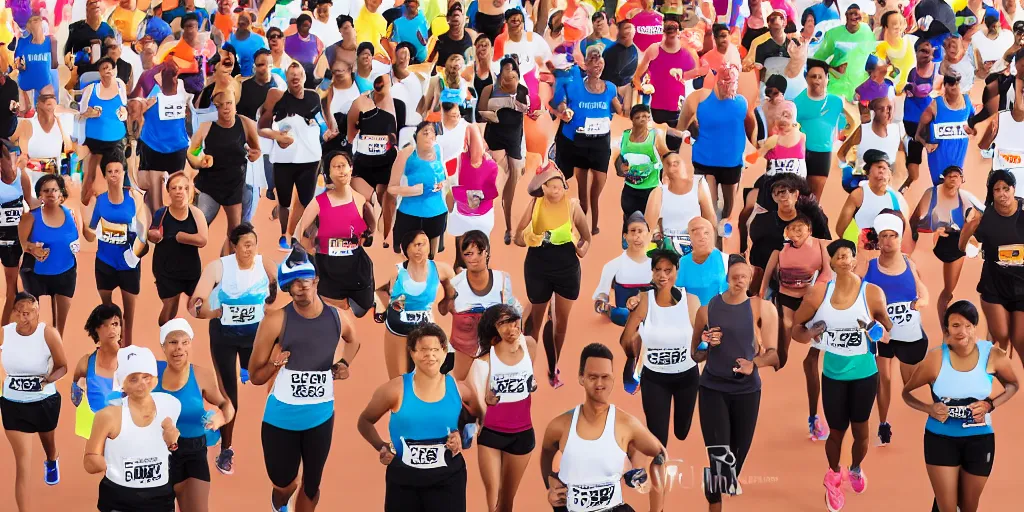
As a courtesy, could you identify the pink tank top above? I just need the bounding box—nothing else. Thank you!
[631,10,665,52]
[315,193,368,254]
[454,153,499,216]
[765,137,807,176]
[649,46,695,111]
[778,237,822,294]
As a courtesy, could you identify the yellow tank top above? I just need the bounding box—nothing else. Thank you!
[525,197,576,247]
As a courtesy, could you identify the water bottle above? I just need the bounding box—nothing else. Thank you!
[865,321,885,343]
[718,220,733,238]
[239,368,250,384]
[203,410,222,447]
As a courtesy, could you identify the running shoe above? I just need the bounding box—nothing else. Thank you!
[549,368,564,389]
[847,467,867,494]
[216,448,235,475]
[271,498,288,512]
[823,468,845,512]
[877,423,892,446]
[809,415,829,441]
[44,459,59,485]
[278,236,290,252]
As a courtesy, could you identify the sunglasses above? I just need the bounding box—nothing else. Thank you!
[268,34,283,39]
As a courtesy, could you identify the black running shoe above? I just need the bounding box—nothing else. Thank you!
[877,423,892,446]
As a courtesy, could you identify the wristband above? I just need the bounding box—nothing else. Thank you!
[984,397,996,412]
[338,358,349,368]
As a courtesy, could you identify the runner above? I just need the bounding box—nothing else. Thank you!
[71,304,123,440]
[447,133,499,269]
[189,90,262,256]
[630,0,666,52]
[914,70,976,186]
[692,254,779,510]
[957,170,1024,356]
[794,58,857,200]
[616,104,672,235]
[478,56,529,244]
[792,239,893,512]
[79,57,129,206]
[12,87,69,194]
[750,99,806,213]
[377,230,457,378]
[323,60,359,160]
[259,62,329,250]
[901,38,938,193]
[357,323,480,512]
[0,143,31,323]
[468,304,537,512]
[81,152,149,347]
[249,245,358,512]
[294,151,376,315]
[429,4,475,66]
[420,53,475,122]
[516,162,591,388]
[836,150,911,259]
[594,212,653,327]
[901,300,1019,512]
[909,166,984,324]
[539,342,668,512]
[236,49,281,224]
[135,62,188,215]
[189,222,276,475]
[836,97,905,194]
[635,14,698,135]
[149,172,209,326]
[354,43,390,93]
[620,248,699,512]
[644,152,716,256]
[1,292,67,509]
[348,74,403,248]
[388,122,448,257]
[448,230,521,380]
[982,53,1024,184]
[18,174,80,336]
[859,211,929,447]
[676,216,730,306]
[84,346,180,512]
[154,318,235,510]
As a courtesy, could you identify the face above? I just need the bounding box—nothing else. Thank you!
[885,13,905,36]
[663,21,680,40]
[341,22,355,41]
[495,314,521,343]
[317,3,332,17]
[769,15,785,32]
[619,23,635,43]
[829,247,856,273]
[663,154,684,179]
[944,78,961,97]
[806,67,827,92]
[726,262,753,294]
[447,9,464,31]
[500,63,519,85]
[87,0,101,16]
[359,49,374,68]
[542,177,567,201]
[38,178,63,206]
[446,55,465,75]
[714,29,729,49]
[507,13,524,32]
[625,222,650,249]
[772,186,798,211]
[580,356,614,403]
[803,14,816,34]
[329,155,352,186]
[945,313,976,348]
[785,221,809,245]
[406,234,430,261]
[475,37,492,60]
[233,232,257,261]
[845,8,861,26]
[366,0,382,10]
[122,372,155,397]
[215,95,235,118]
[287,277,319,306]
[689,221,714,252]
[877,229,900,253]
[765,87,782,103]
[416,125,437,148]
[254,53,270,76]
[219,51,235,74]
[38,94,57,114]
[868,161,892,184]
[405,0,419,16]
[585,52,604,76]
[287,66,303,88]
[99,62,115,80]
[97,316,122,346]
[916,43,933,64]
[651,258,677,289]
[395,47,410,67]
[218,0,232,10]
[104,163,124,185]
[461,243,488,272]
[631,110,651,130]
[298,20,311,35]
[12,300,39,326]
[162,332,192,367]
[992,179,1015,206]
[942,171,963,189]
[184,20,199,39]
[593,16,608,34]
[872,98,893,124]
[166,176,190,205]
[410,336,445,373]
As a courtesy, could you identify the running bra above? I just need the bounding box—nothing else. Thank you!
[1,322,56,403]
[208,255,270,336]
[315,193,368,257]
[482,337,533,433]
[154,362,205,439]
[525,197,575,247]
[390,261,440,325]
[27,206,79,276]
[807,280,877,380]
[388,372,463,469]
[91,191,138,271]
[863,257,921,342]
[927,341,995,437]
[640,289,696,374]
[85,351,116,413]
[103,393,180,489]
[558,405,627,512]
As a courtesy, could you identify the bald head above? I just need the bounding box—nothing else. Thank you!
[687,216,715,254]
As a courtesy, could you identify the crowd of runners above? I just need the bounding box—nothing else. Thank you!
[0,0,1022,511]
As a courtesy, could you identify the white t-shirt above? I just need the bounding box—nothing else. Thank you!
[311,18,342,47]
[491,33,552,77]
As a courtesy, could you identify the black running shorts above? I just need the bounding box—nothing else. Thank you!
[821,373,878,432]
[169,436,210,484]
[478,427,536,456]
[0,394,60,433]
[923,430,995,477]
[876,336,928,365]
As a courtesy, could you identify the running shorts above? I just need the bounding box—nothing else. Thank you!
[805,150,832,178]
[138,141,187,173]
[923,431,995,477]
[932,230,965,263]
[775,292,803,312]
[97,476,174,512]
[978,264,1024,312]
[0,394,60,433]
[274,162,319,209]
[314,252,375,316]
[821,373,878,431]
[877,336,928,365]
[478,427,536,456]
[0,242,22,268]
[84,137,127,161]
[651,108,679,128]
[261,416,334,499]
[554,130,576,181]
[903,121,924,165]
[353,160,393,189]
[569,138,612,174]
[524,243,581,304]
[155,275,199,300]
[692,162,743,186]
[21,264,76,298]
[96,259,142,295]
[170,435,211,484]
[621,186,655,225]
[392,211,447,254]
[385,307,432,337]
[555,505,636,512]
[384,457,468,512]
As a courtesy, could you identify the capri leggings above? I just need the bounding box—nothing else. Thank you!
[641,366,699,445]
[698,386,761,505]
[274,162,319,208]
[209,327,254,412]
[261,415,334,499]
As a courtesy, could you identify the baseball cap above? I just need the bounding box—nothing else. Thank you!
[116,346,159,385]
[862,149,891,171]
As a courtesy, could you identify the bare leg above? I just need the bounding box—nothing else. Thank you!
[980,300,1011,353]
[824,427,845,471]
[576,168,590,214]
[53,294,73,336]
[588,169,607,235]
[174,478,212,512]
[738,188,757,254]
[138,169,166,215]
[804,348,821,417]
[548,294,575,376]
[159,295,182,326]
[221,204,243,256]
[720,183,738,223]
[379,186,396,245]
[286,198,306,245]
[82,153,102,206]
[4,430,33,512]
[957,470,990,512]
[121,291,137,347]
[849,420,870,469]
[495,450,532,512]
[478,445,502,512]
[2,265,19,324]
[384,331,409,380]
[808,176,827,202]
[294,483,320,512]
[926,465,960,512]
[271,478,299,511]
[876,355,892,424]
[936,259,964,329]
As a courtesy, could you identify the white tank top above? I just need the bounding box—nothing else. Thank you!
[855,123,901,171]
[640,289,696,374]
[660,178,706,240]
[806,280,872,356]
[27,115,63,161]
[1,323,56,402]
[209,255,270,326]
[488,337,532,404]
[438,118,469,169]
[993,110,1024,176]
[329,83,360,117]
[103,392,181,489]
[559,405,627,512]
[854,181,899,231]
[271,115,323,164]
[452,270,507,313]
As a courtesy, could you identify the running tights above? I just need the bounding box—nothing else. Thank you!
[210,341,252,414]
[641,367,699,445]
[261,416,334,500]
[274,162,319,209]
[698,386,761,504]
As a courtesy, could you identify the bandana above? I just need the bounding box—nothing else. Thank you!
[717,63,740,99]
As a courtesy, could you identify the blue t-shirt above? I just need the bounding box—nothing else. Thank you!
[552,72,617,142]
[391,14,430,63]
[162,7,211,30]
[228,33,268,77]
[14,36,52,92]
[805,3,841,24]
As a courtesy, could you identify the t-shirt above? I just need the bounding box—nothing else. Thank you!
[874,36,918,92]
[64,21,115,56]
[813,22,877,101]
[14,36,53,92]
[391,14,430,64]
[794,90,846,152]
[601,42,640,87]
[492,33,551,77]
[355,6,387,56]
[310,19,342,47]
[228,32,268,77]
[162,7,211,30]
[749,209,832,270]
[804,3,841,24]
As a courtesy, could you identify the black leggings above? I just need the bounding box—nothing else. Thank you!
[621,186,655,232]
[261,415,334,500]
[640,366,699,446]
[209,329,254,415]
[698,386,761,504]
[274,162,319,209]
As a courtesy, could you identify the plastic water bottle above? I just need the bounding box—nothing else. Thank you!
[203,410,222,447]
[864,321,884,343]
[718,220,733,238]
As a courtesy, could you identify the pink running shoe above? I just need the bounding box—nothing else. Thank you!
[824,468,845,512]
[847,467,867,494]
[809,415,830,441]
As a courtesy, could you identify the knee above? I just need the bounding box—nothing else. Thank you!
[271,475,300,493]
[301,475,322,500]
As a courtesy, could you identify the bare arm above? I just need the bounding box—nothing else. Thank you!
[42,327,68,383]
[242,116,262,161]
[186,122,212,169]
[958,207,982,252]
[197,365,235,427]
[247,308,286,386]
[759,251,780,298]
[572,199,592,257]
[908,259,930,309]
[835,190,861,238]
[387,147,423,197]
[187,260,223,319]
[539,413,569,489]
[754,298,779,368]
[619,292,648,359]
[357,379,401,452]
[295,198,321,254]
[902,349,942,414]
[690,306,709,363]
[258,89,285,139]
[865,284,894,332]
[791,283,826,343]
[514,198,537,247]
[84,408,116,474]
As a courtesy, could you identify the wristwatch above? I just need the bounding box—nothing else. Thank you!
[984,397,996,412]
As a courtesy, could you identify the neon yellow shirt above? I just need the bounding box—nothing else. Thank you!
[355,6,387,56]
[874,37,916,92]
[108,6,147,43]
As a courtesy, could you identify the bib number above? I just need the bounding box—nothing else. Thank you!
[567,482,617,512]
[288,371,329,400]
[645,347,689,368]
[997,244,1024,267]
[399,310,432,324]
[355,135,390,156]
[98,219,129,245]
[581,117,611,136]
[818,328,868,356]
[7,376,43,393]
[222,304,262,326]
[400,438,448,469]
[933,122,968,140]
[124,457,164,485]
[0,207,21,227]
[158,94,186,120]
[946,405,987,428]
[887,301,917,327]
[768,158,801,175]
[995,148,1024,169]
[327,238,357,257]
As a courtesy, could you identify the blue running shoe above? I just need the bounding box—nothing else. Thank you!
[272,498,288,512]
[44,459,59,485]
[278,236,290,252]
[240,368,250,384]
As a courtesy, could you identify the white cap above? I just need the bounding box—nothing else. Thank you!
[160,317,194,346]
[873,213,903,237]
[115,346,158,384]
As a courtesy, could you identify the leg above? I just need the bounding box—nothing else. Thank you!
[705,174,720,217]
[38,429,58,461]
[196,192,222,227]
[453,235,465,270]
[3,265,19,324]
[671,367,700,442]
[698,387,734,509]
[639,371,673,446]
[53,294,73,336]
[496,451,532,512]
[274,164,297,238]
[138,170,166,215]
[719,183,738,224]
[1010,311,1024,362]
[221,203,243,256]
[803,348,821,417]
[159,295,182,326]
[4,429,34,512]
[588,170,607,234]
[876,355,892,424]
[824,427,847,471]
[980,300,1011,353]
[286,163,318,242]
[241,183,256,224]
[738,189,757,254]
[261,422,301,509]
[121,291,137,347]
[937,260,964,329]
[957,470,990,512]
[849,421,871,470]
[576,168,590,214]
[777,306,795,370]
[728,391,762,476]
[477,445,502,512]
[926,465,961,512]
[210,340,240,452]
[549,293,575,376]
[808,176,827,202]
[384,331,409,380]
[379,185,397,244]
[295,416,334,512]
[174,478,212,512]
[453,351,473,382]
[82,152,101,205]
[524,301,547,345]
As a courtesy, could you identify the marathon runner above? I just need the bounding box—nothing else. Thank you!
[594,212,653,326]
[71,305,123,440]
[0,142,31,323]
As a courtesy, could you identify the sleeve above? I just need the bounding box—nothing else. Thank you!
[535,37,552,61]
[89,202,101,229]
[551,77,569,107]
[592,255,621,299]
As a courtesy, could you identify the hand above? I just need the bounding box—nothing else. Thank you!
[733,358,755,375]
[910,299,918,311]
[189,297,203,317]
[925,143,938,153]
[563,108,574,122]
[332,361,350,380]
[161,417,180,448]
[547,479,568,507]
[15,57,25,70]
[247,146,261,162]
[16,153,27,170]
[512,100,529,113]
[446,430,462,457]
[277,133,295,148]
[807,321,827,339]
[204,409,226,430]
[935,226,948,238]
[626,295,641,311]
[432,180,445,192]
[213,307,223,319]
[639,83,655,95]
[272,350,291,368]
[969,400,992,423]
[199,154,214,168]
[702,327,723,347]
[929,402,950,423]
[669,68,686,83]
[116,106,128,122]
[85,106,101,118]
[323,128,339,141]
[484,387,501,406]
[378,443,395,465]
[29,242,49,262]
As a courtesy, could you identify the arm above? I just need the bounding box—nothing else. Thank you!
[175,206,210,247]
[759,251,780,298]
[835,190,861,238]
[690,306,709,363]
[197,365,235,429]
[242,117,262,162]
[417,77,439,117]
[295,198,321,253]
[247,308,286,386]
[187,260,223,319]
[592,258,619,301]
[41,327,68,384]
[644,186,662,237]
[81,199,98,243]
[908,259,929,309]
[914,104,936,150]
[258,89,284,139]
[866,284,894,331]
[572,199,592,258]
[436,262,457,316]
[514,198,536,247]
[262,253,279,306]
[539,414,569,492]
[619,292,648,358]
[476,85,498,123]
[985,348,1019,411]
[791,284,825,343]
[697,179,717,229]
[632,45,658,90]
[387,147,423,197]
[83,408,116,474]
[958,207,982,252]
[909,189,931,240]
[836,125,862,160]
[336,309,360,370]
[17,209,36,258]
[50,38,58,69]
[902,349,942,414]
[753,298,779,368]
[185,122,212,169]
[346,99,361,145]
[356,379,401,453]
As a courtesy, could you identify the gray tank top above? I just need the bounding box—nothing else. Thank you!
[700,295,761,394]
[280,301,342,372]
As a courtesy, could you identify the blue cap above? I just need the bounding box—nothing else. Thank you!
[278,242,317,291]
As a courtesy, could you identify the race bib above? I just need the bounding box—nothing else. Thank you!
[818,327,868,357]
[567,481,618,512]
[327,238,357,257]
[768,158,802,175]
[355,135,390,156]
[0,207,22,227]
[997,244,1024,267]
[887,301,921,340]
[491,370,531,402]
[580,117,611,136]
[98,219,128,245]
[994,148,1024,170]
[400,309,433,324]
[158,94,186,120]
[932,122,968,140]
[124,457,164,485]
[946,405,987,428]
[400,437,448,469]
[286,370,331,401]
[645,347,690,369]
[6,376,43,393]
[221,304,263,326]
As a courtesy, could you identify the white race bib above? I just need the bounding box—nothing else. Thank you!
[327,238,357,257]
[933,122,968,140]
[644,347,691,372]
[887,301,921,341]
[272,368,334,405]
[567,481,619,512]
[6,375,43,393]
[946,405,987,428]
[995,148,1024,170]
[491,370,531,403]
[355,135,390,156]
[767,158,804,176]
[581,117,611,136]
[400,437,448,469]
[399,309,433,324]
[98,219,128,245]
[158,94,186,121]
[818,328,868,357]
[0,207,21,227]
[123,457,166,487]
[221,304,264,326]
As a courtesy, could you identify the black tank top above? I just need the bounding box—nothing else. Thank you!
[473,71,493,122]
[152,206,201,281]
[281,301,342,371]
[700,295,761,394]
[483,84,529,153]
[354,105,399,167]
[273,89,322,122]
[238,78,274,120]
[977,197,1024,282]
[433,32,473,74]
[205,115,248,170]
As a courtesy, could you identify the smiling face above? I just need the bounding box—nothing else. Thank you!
[651,257,677,289]
[97,316,122,348]
[461,243,488,272]
[161,331,192,369]
[12,299,39,330]
[944,313,976,350]
[410,335,445,374]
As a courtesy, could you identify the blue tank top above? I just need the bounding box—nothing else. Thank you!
[84,82,127,142]
[388,372,462,459]
[676,249,728,306]
[208,255,271,337]
[557,78,617,142]
[902,66,934,123]
[90,191,137,271]
[28,206,78,275]
[927,341,994,437]
[919,187,965,232]
[140,85,189,154]
[391,261,440,313]
[86,351,115,413]
[155,362,206,439]
[863,257,922,342]
[927,94,973,185]
[693,93,748,168]
[13,36,52,91]
[397,144,447,218]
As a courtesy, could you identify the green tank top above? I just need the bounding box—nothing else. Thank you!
[620,129,662,190]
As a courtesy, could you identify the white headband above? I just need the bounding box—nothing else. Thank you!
[873,213,903,238]
[160,317,194,345]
